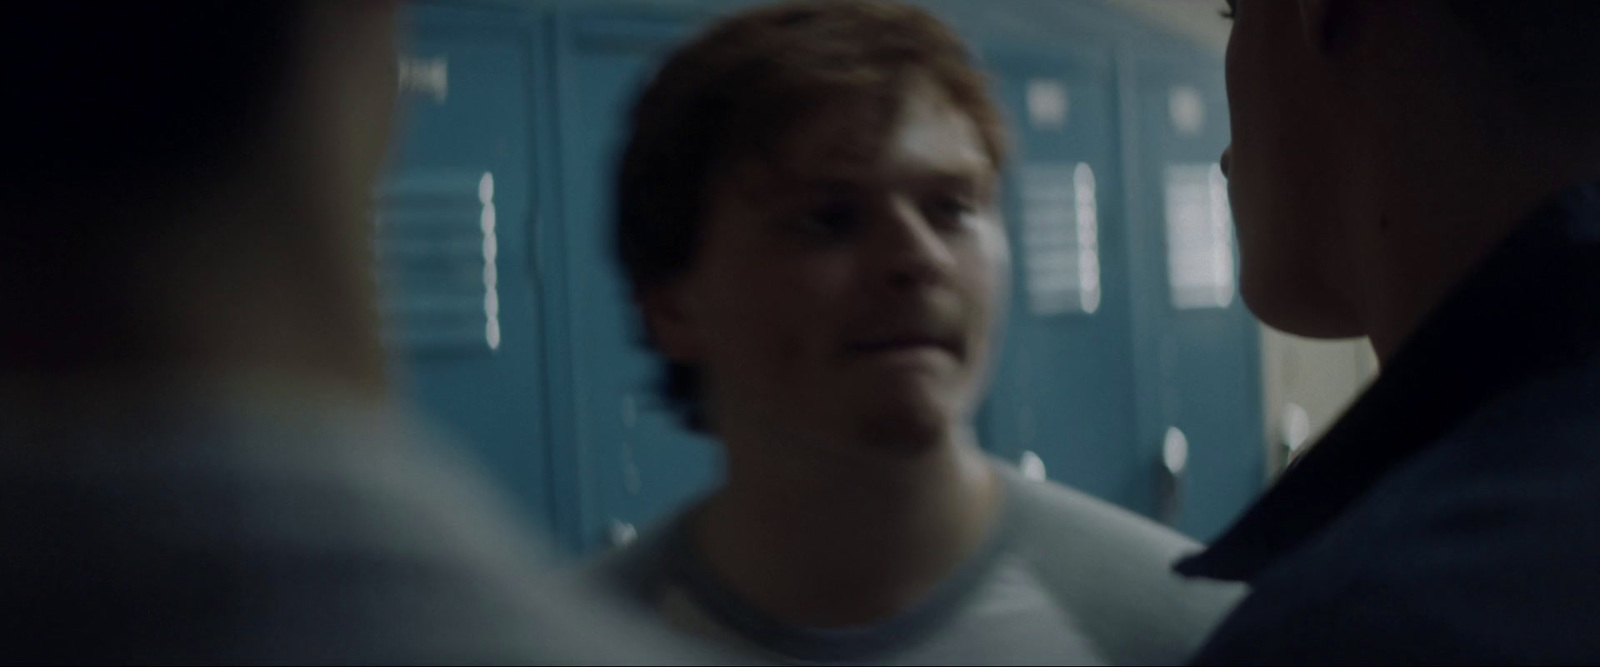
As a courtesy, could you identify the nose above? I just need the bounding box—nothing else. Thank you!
[1220,146,1233,179]
[873,196,956,293]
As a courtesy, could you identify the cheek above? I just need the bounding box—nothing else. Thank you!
[983,226,1012,306]
[1226,13,1332,228]
[962,224,1012,338]
[700,252,845,360]
[1225,72,1303,256]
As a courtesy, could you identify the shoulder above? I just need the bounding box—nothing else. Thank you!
[576,517,686,610]
[1192,578,1494,665]
[1194,516,1548,666]
[0,406,732,664]
[996,466,1245,665]
[1006,467,1201,561]
[1198,377,1600,665]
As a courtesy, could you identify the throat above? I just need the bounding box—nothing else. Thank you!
[691,443,1003,628]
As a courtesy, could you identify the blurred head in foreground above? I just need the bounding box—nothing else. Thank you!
[0,4,739,664]
[4,2,397,397]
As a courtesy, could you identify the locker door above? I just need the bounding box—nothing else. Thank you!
[555,18,721,554]
[377,6,553,531]
[1127,55,1265,541]
[980,47,1145,512]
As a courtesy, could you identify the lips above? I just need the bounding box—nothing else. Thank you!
[845,334,962,359]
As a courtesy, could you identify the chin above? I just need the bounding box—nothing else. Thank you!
[1240,265,1366,339]
[851,399,954,456]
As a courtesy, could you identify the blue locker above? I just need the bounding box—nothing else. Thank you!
[980,46,1148,511]
[380,0,1268,555]
[553,17,722,553]
[1125,54,1265,541]
[379,5,555,532]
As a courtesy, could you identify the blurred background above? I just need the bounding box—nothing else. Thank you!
[376,0,1376,558]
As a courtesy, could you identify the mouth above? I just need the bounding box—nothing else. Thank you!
[845,335,962,360]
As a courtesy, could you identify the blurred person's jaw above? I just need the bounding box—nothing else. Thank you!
[226,0,401,400]
[1223,0,1600,363]
[49,2,401,403]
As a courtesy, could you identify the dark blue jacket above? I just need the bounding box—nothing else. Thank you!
[1178,182,1600,664]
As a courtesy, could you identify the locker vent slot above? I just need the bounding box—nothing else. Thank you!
[1163,163,1236,310]
[1020,162,1101,316]
[374,170,500,355]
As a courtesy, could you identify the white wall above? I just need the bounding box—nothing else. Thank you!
[1259,330,1377,473]
[1096,0,1231,55]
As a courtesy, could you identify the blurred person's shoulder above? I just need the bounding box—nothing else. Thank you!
[994,462,1246,665]
[578,509,686,612]
[0,375,742,665]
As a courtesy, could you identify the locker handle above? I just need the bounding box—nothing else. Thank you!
[608,519,638,549]
[1158,426,1188,526]
[1279,403,1312,475]
[1020,450,1047,481]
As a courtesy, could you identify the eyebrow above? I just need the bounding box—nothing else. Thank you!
[908,166,999,198]
[921,166,993,185]
[777,155,997,194]
[789,169,995,198]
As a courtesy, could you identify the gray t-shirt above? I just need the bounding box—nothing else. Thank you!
[0,383,742,665]
[589,462,1245,665]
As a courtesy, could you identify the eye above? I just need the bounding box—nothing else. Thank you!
[923,195,978,232]
[794,201,860,238]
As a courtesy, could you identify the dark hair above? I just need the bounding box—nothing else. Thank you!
[614,0,1008,433]
[6,3,303,227]
[1449,0,1600,96]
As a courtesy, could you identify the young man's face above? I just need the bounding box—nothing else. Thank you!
[652,74,1008,455]
[1222,0,1366,337]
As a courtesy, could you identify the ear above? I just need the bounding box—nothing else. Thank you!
[639,284,702,364]
[1297,0,1343,54]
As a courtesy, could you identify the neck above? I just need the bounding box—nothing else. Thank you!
[0,178,388,405]
[693,424,1001,628]
[1357,104,1600,364]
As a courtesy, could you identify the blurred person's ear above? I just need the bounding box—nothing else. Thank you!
[640,285,704,365]
[295,1,404,204]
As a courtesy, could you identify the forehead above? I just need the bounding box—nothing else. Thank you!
[733,76,997,193]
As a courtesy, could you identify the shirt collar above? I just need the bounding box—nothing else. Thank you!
[1177,181,1600,582]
